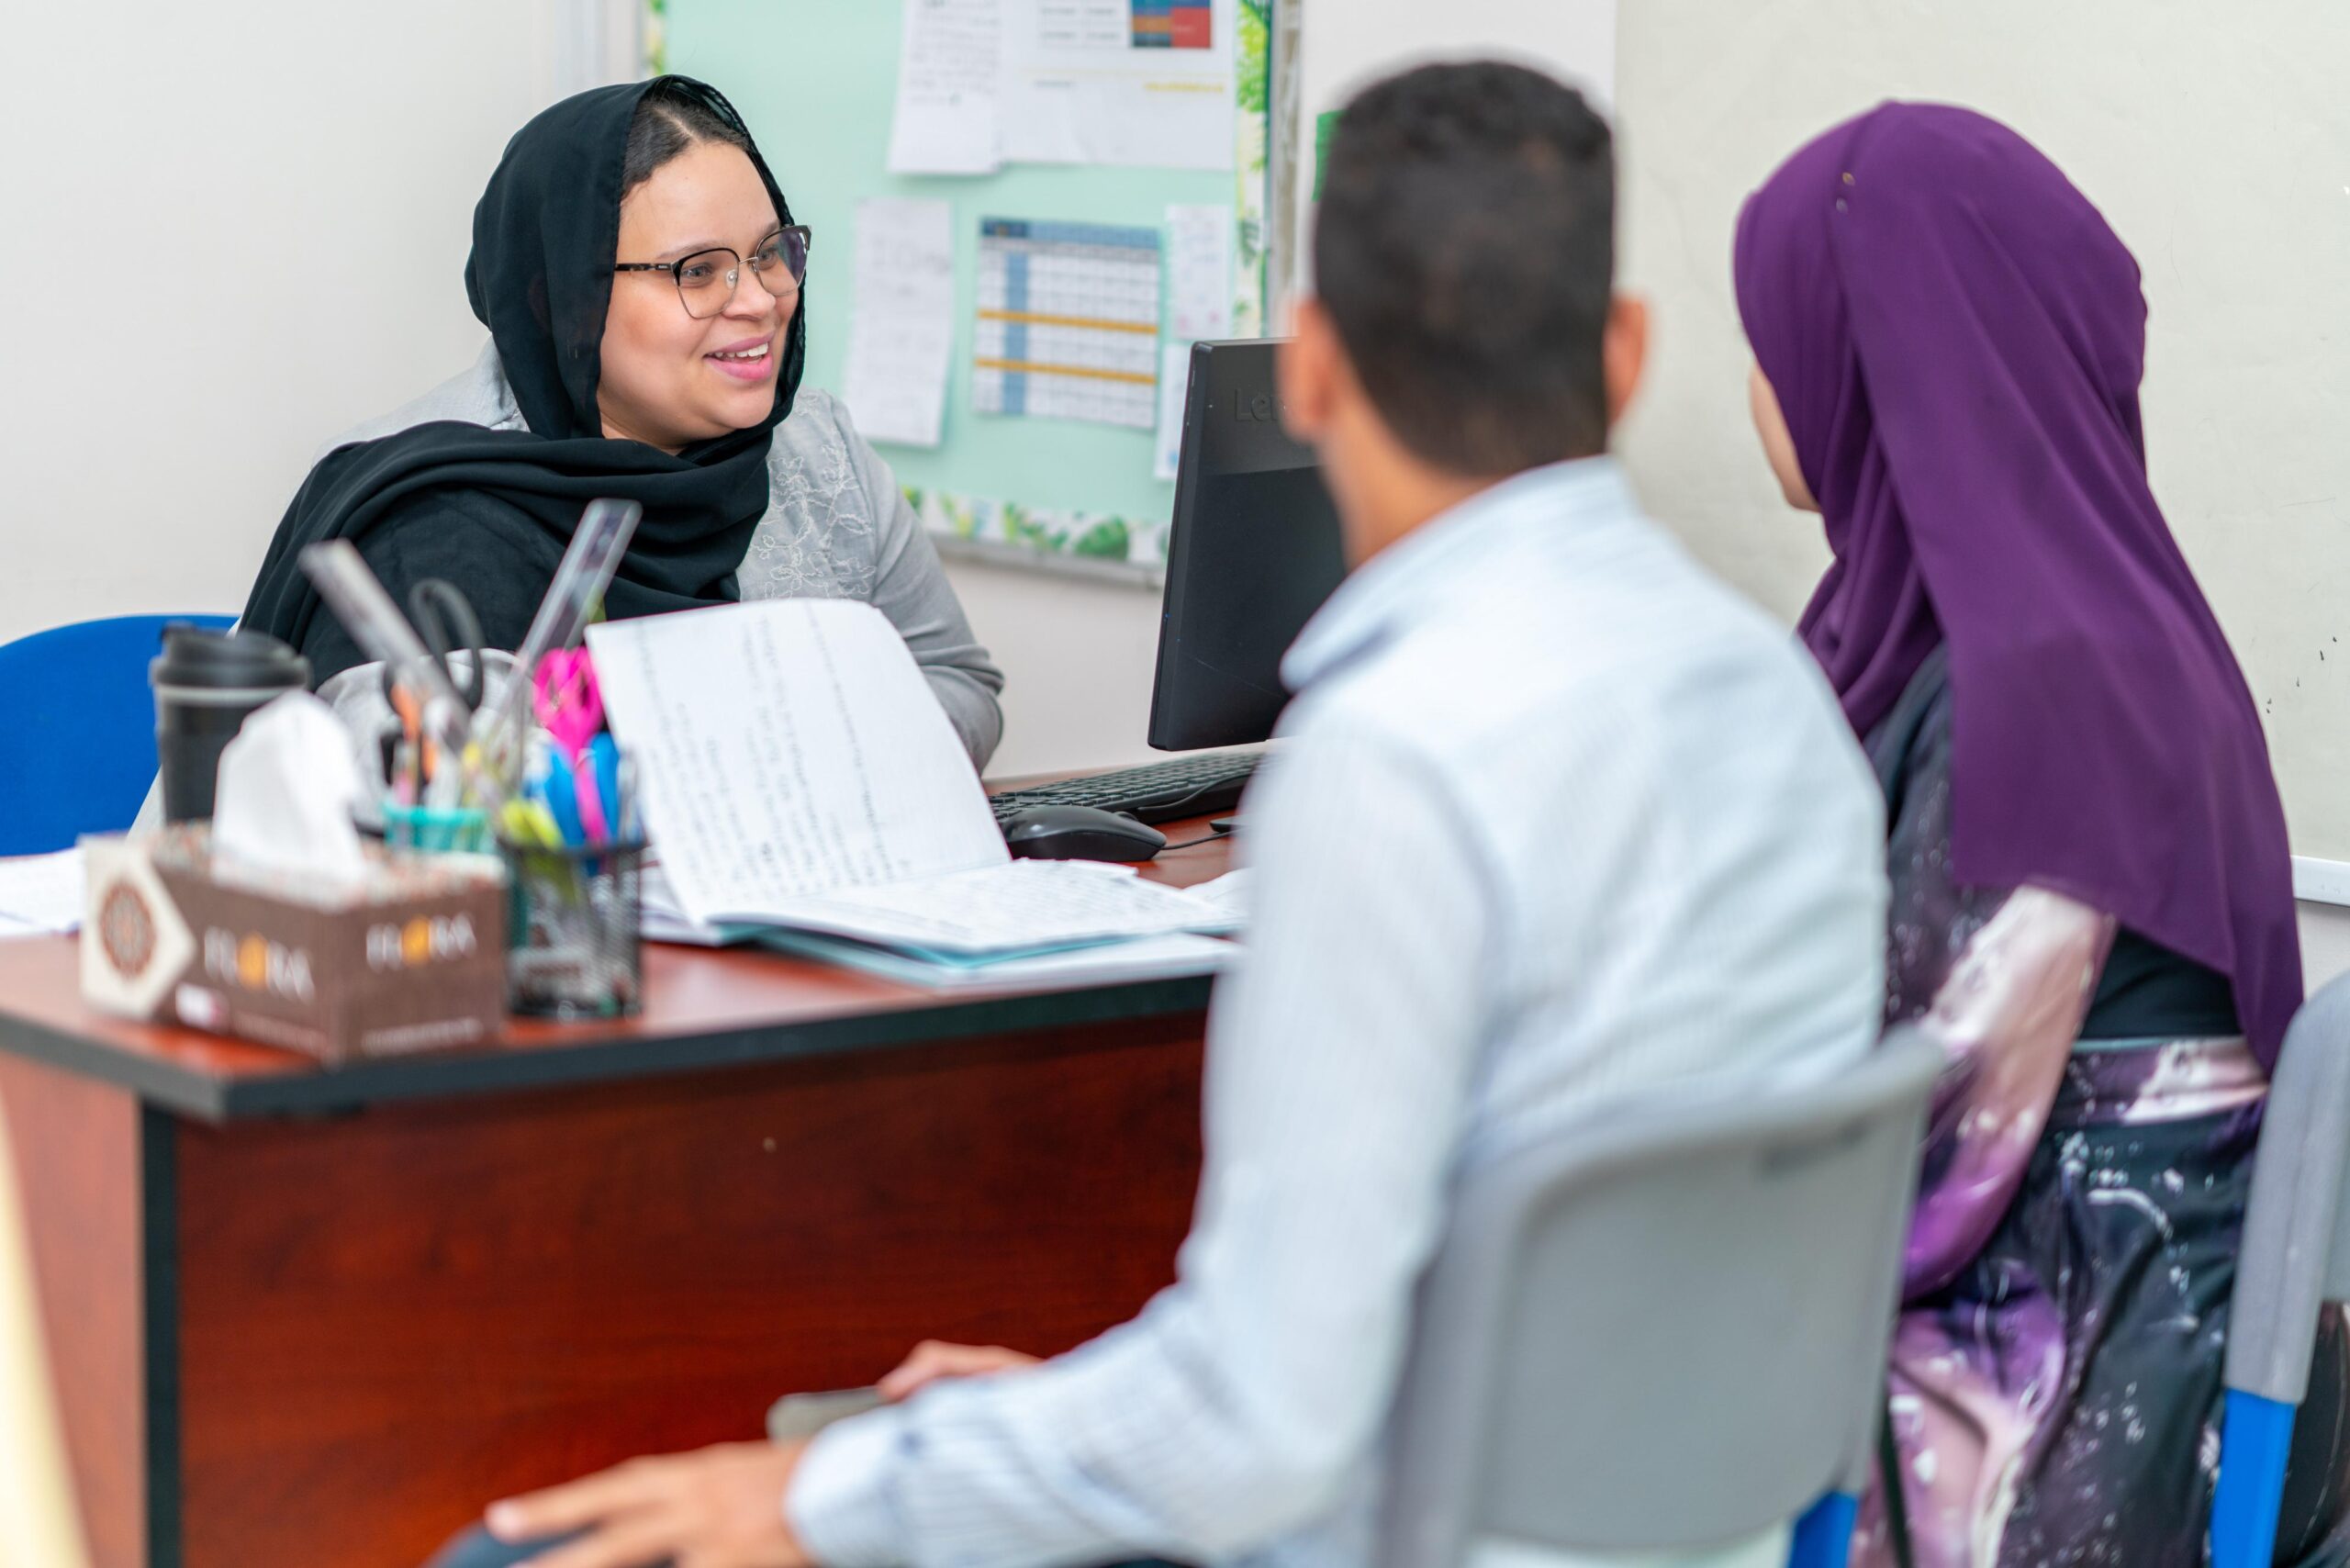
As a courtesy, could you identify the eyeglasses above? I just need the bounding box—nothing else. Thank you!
[613,225,811,319]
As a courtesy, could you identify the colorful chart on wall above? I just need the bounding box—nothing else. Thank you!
[973,219,1162,430]
[666,0,1277,583]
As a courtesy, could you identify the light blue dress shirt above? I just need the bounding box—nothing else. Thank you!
[789,456,1888,1568]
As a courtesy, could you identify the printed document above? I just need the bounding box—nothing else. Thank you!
[0,847,84,938]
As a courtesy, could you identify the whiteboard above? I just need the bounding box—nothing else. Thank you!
[1609,0,2350,860]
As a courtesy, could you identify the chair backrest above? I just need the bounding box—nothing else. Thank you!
[1378,1032,1941,1568]
[2226,971,2350,1404]
[0,613,235,857]
[0,1104,94,1568]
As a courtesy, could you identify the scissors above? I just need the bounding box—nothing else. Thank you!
[532,646,602,756]
[380,579,487,800]
[533,647,611,840]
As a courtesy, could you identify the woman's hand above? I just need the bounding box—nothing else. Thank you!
[877,1339,1041,1402]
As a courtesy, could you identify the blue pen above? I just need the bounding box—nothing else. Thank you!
[541,756,586,846]
[573,753,609,844]
[590,735,622,841]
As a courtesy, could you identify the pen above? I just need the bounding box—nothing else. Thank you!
[391,740,419,809]
[470,499,642,778]
[298,542,511,814]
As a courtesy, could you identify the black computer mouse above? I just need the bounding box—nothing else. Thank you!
[1000,804,1167,863]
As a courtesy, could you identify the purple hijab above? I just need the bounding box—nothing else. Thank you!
[1733,103,2302,1064]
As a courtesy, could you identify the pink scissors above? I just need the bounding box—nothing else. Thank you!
[533,647,610,839]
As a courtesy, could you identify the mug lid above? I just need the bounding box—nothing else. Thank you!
[151,624,310,689]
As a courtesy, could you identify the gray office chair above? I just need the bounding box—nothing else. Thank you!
[2212,972,2350,1567]
[1378,1031,1941,1568]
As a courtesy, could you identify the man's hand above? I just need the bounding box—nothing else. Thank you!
[878,1339,1042,1402]
[487,1439,812,1568]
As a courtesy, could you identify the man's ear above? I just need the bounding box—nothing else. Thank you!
[1279,297,1341,443]
[1603,293,1651,430]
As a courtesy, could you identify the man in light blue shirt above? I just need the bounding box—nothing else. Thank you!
[467,59,1887,1568]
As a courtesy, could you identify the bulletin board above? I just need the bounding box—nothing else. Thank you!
[666,0,1276,585]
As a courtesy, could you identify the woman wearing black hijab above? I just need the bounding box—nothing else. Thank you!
[241,76,1003,766]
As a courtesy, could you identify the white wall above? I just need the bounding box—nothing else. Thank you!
[0,3,595,643]
[1291,0,1617,269]
[0,0,1170,782]
[2302,902,2350,994]
[1609,0,2350,858]
[943,562,1166,778]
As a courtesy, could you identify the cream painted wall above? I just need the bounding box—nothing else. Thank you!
[2304,902,2350,993]
[0,3,604,644]
[1608,0,2350,859]
[943,561,1168,778]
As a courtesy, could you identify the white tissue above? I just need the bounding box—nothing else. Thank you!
[211,691,370,890]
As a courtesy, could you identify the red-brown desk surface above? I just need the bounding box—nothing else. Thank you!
[0,823,1236,1568]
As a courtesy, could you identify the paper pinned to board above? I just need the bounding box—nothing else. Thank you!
[1153,202,1233,479]
[843,198,957,448]
[1000,0,1235,170]
[1153,340,1192,481]
[1166,203,1234,342]
[887,0,1004,174]
[973,218,1161,431]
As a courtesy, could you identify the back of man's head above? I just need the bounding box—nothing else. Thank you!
[1314,61,1616,476]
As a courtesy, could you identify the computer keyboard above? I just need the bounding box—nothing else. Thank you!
[989,751,1263,829]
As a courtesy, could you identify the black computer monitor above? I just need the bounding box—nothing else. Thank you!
[1147,339,1348,751]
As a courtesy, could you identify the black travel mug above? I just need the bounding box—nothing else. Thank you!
[151,625,311,823]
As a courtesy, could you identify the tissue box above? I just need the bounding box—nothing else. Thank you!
[79,826,508,1065]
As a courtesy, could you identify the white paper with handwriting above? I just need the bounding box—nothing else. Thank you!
[588,600,1234,956]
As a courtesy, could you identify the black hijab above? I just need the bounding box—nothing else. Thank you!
[241,76,805,684]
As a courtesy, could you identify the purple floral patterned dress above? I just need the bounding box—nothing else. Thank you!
[1854,652,2350,1568]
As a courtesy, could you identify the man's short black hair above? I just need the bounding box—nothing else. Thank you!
[1314,61,1615,476]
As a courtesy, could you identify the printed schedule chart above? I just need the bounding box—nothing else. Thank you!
[973,218,1162,430]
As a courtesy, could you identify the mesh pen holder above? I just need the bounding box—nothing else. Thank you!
[499,837,647,1019]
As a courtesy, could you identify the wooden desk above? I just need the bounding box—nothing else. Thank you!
[0,826,1235,1568]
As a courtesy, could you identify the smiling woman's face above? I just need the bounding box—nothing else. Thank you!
[598,140,796,453]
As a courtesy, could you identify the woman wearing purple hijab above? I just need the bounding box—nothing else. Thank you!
[1738,104,2343,1567]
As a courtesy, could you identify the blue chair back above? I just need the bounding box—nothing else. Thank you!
[0,614,236,857]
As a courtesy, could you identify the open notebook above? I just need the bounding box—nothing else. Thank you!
[588,600,1239,986]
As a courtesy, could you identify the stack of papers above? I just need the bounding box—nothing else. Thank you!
[763,930,1236,991]
[642,860,1240,991]
[590,601,1241,991]
[0,847,84,939]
